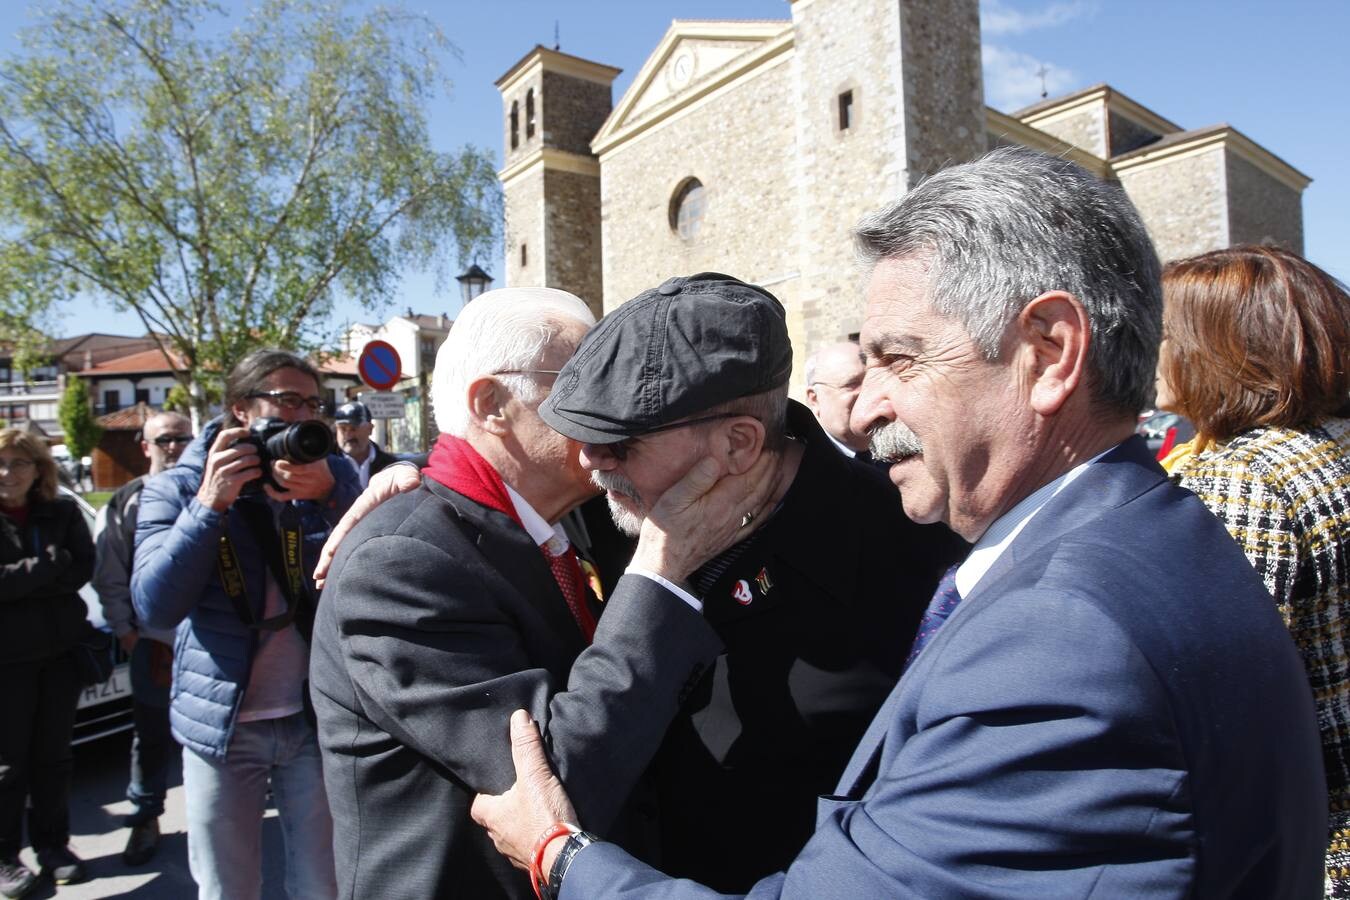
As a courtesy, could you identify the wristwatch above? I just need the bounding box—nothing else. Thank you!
[544,829,600,900]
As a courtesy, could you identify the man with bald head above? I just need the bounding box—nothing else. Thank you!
[804,341,869,457]
[93,410,193,866]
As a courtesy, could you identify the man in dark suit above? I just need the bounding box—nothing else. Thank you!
[331,401,400,489]
[309,287,754,899]
[539,275,965,889]
[471,147,1327,898]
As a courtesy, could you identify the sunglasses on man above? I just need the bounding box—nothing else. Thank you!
[151,435,194,447]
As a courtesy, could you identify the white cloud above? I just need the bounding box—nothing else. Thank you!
[981,44,1078,112]
[980,0,1097,36]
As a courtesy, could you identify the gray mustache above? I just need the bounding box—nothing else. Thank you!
[869,421,923,462]
[590,470,643,506]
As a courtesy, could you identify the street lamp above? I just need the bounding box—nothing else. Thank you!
[456,264,492,305]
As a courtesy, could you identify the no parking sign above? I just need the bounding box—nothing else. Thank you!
[357,340,402,391]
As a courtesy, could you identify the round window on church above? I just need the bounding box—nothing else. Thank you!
[670,178,706,241]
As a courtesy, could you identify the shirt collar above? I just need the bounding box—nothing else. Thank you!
[954,446,1114,598]
[824,431,858,458]
[503,483,568,551]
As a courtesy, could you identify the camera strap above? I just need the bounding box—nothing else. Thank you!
[216,501,308,634]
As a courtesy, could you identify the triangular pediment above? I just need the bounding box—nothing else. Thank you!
[593,19,791,155]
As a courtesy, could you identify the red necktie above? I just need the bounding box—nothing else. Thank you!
[543,541,597,643]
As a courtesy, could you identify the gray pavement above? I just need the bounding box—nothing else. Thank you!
[19,732,287,899]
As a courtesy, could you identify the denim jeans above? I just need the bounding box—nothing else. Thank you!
[126,638,172,824]
[181,713,336,900]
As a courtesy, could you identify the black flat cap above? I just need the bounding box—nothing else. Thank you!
[541,273,792,444]
[333,401,372,425]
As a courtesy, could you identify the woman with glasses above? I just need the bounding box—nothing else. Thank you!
[0,428,96,898]
[1156,245,1350,897]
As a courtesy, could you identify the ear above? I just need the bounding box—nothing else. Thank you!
[720,416,767,475]
[1016,291,1089,416]
[804,386,819,412]
[467,376,509,436]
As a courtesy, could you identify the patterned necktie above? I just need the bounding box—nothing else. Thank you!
[543,538,597,643]
[904,564,962,670]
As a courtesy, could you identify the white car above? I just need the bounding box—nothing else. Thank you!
[61,486,135,745]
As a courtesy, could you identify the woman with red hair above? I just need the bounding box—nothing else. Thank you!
[1157,245,1350,896]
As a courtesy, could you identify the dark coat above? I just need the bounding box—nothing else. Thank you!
[561,437,1327,899]
[0,495,95,665]
[310,477,722,900]
[643,401,967,890]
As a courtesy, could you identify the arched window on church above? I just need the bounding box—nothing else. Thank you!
[510,100,519,150]
[525,89,536,140]
[670,178,706,241]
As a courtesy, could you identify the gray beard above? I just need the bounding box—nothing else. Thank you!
[870,420,923,463]
[591,471,645,537]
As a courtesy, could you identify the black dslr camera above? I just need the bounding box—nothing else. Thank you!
[237,417,334,493]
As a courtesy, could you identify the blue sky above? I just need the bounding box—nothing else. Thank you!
[9,0,1347,339]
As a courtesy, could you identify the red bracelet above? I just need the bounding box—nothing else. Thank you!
[530,822,575,900]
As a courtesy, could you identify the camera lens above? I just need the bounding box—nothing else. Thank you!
[264,420,333,464]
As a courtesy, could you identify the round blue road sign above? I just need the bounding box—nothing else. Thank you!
[358,340,402,391]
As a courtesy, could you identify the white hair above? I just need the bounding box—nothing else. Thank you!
[431,287,596,436]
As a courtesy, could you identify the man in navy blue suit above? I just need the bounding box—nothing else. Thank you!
[471,147,1327,898]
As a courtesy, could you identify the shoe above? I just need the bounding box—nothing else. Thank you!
[0,857,36,899]
[122,818,160,866]
[35,845,86,885]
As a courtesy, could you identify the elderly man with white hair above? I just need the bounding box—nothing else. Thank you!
[308,287,768,900]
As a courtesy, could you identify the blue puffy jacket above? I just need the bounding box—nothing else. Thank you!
[131,417,360,760]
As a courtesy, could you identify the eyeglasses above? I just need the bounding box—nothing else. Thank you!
[151,435,194,447]
[490,369,563,378]
[810,380,863,392]
[247,391,326,414]
[0,458,35,474]
[607,413,748,462]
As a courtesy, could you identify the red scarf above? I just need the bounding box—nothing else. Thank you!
[422,433,522,528]
[421,434,596,642]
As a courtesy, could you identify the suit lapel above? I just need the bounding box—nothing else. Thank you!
[427,479,587,651]
[834,438,1166,799]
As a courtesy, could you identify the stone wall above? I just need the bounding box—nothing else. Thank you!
[1029,107,1106,158]
[1117,148,1226,264]
[544,169,605,314]
[787,0,984,389]
[503,166,545,289]
[898,0,986,183]
[598,57,799,315]
[1108,111,1162,157]
[541,71,613,156]
[1226,152,1304,253]
[501,69,544,164]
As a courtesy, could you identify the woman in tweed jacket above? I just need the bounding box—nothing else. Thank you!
[1157,245,1350,898]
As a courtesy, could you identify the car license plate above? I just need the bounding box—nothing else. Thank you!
[78,664,132,709]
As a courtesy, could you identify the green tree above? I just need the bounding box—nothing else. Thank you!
[57,376,102,464]
[0,0,499,423]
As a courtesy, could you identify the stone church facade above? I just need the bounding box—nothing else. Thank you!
[496,0,1308,391]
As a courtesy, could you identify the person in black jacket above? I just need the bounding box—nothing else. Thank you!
[0,429,95,898]
[332,401,400,489]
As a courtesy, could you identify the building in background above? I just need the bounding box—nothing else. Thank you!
[497,0,1308,392]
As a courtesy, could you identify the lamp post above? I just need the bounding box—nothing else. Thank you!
[456,264,492,305]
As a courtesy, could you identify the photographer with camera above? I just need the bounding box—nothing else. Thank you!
[131,350,359,900]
